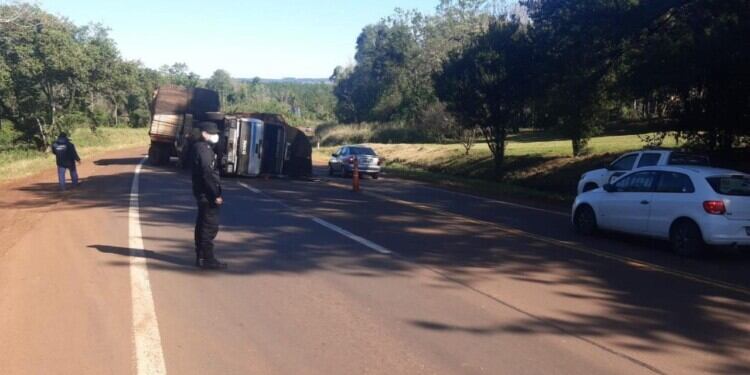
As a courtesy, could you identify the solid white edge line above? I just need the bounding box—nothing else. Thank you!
[311,217,392,255]
[129,157,168,375]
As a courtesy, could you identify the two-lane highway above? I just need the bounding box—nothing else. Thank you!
[1,148,749,374]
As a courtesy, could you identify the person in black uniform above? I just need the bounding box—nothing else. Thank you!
[192,122,227,270]
[51,132,81,191]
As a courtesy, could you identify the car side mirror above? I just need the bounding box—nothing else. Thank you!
[603,184,615,193]
[331,153,338,157]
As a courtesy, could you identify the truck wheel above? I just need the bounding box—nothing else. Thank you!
[159,145,172,165]
[148,144,171,166]
[148,145,162,165]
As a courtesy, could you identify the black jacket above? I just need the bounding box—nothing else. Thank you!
[51,137,80,168]
[192,141,222,201]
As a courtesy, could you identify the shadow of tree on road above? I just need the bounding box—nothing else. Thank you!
[9,154,750,375]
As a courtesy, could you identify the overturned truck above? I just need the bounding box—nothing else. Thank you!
[147,85,312,178]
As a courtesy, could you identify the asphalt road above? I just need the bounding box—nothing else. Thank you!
[1,148,749,374]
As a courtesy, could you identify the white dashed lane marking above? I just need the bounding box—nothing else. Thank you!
[236,181,391,255]
[311,216,392,255]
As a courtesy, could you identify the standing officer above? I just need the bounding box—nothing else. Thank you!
[192,122,227,270]
[51,132,81,191]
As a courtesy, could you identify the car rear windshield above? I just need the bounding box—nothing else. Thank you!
[706,176,750,196]
[668,152,710,166]
[349,147,376,156]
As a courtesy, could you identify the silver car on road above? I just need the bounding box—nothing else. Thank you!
[328,145,382,179]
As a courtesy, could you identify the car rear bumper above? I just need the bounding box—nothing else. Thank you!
[343,165,381,174]
[701,217,750,246]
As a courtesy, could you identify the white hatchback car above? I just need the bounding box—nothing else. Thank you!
[577,150,710,195]
[572,166,750,255]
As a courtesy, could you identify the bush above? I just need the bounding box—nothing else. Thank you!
[56,112,91,135]
[0,120,22,151]
[128,109,151,128]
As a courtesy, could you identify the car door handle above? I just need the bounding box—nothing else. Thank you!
[640,200,650,205]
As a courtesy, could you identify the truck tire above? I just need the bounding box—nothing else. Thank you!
[159,144,172,165]
[148,143,171,166]
[148,145,162,165]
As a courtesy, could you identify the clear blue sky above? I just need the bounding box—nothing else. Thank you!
[41,0,439,79]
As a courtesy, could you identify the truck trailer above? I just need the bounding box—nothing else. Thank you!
[147,85,221,166]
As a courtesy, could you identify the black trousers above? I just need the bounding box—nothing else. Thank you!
[195,197,220,259]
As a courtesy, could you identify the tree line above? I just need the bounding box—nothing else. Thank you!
[206,71,335,125]
[0,4,195,149]
[0,3,335,151]
[332,0,749,177]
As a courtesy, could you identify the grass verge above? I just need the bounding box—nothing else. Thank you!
[384,163,570,207]
[0,127,149,183]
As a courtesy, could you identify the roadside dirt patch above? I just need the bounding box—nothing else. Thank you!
[0,147,146,256]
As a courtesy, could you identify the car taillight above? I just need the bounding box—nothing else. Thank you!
[703,200,726,215]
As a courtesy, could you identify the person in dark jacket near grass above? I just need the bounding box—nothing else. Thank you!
[51,132,81,191]
[192,122,227,270]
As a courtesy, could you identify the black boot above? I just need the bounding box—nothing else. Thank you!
[199,257,228,270]
[195,249,203,268]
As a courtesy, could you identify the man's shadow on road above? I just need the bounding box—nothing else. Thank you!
[89,245,194,268]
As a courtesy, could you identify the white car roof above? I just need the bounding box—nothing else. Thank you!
[644,165,747,176]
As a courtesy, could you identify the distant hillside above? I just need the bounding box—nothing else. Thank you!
[238,77,332,85]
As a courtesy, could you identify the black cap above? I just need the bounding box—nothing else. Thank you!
[198,121,220,135]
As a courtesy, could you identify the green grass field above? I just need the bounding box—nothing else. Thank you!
[0,127,149,183]
[314,133,679,204]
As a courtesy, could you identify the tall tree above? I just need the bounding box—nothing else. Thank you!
[79,24,138,126]
[332,2,494,125]
[523,0,640,156]
[618,0,750,155]
[435,18,533,177]
[206,69,234,107]
[159,63,200,88]
[0,4,87,147]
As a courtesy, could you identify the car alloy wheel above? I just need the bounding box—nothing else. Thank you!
[670,220,704,256]
[574,205,597,235]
